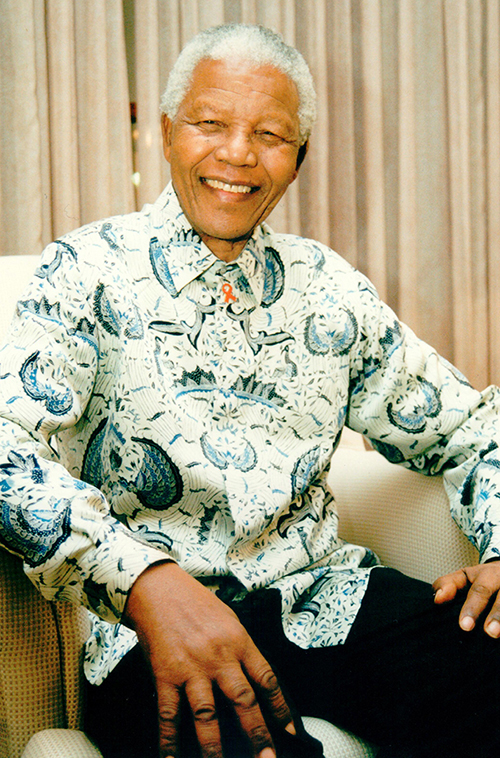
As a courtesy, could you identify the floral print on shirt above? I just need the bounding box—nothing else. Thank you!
[1,183,500,684]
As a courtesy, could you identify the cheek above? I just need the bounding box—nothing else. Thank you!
[267,160,298,191]
[172,134,215,171]
[262,147,299,186]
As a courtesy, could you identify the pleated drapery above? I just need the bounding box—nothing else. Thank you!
[1,0,499,389]
[0,0,135,253]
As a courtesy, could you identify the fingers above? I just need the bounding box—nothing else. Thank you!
[158,662,287,758]
[243,651,295,735]
[434,562,500,638]
[185,646,293,758]
[125,564,294,756]
[157,684,181,758]
[183,667,280,758]
[217,667,277,758]
[458,562,500,637]
[184,677,223,758]
[483,594,500,638]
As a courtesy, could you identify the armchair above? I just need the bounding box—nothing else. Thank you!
[0,255,478,758]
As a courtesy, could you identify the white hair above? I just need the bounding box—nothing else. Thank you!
[160,24,317,146]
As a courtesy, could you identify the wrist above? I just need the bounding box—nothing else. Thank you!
[122,559,177,629]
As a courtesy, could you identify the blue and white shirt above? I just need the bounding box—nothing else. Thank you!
[1,183,500,684]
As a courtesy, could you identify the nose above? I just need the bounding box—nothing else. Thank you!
[214,127,258,167]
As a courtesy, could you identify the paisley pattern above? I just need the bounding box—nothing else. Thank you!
[149,236,178,296]
[304,308,358,357]
[387,377,442,434]
[94,283,120,336]
[19,351,73,416]
[128,437,183,510]
[261,246,285,307]
[200,432,257,472]
[82,422,183,510]
[290,446,322,498]
[81,419,123,490]
[34,240,77,284]
[94,283,144,340]
[99,222,122,254]
[0,452,72,567]
[1,182,500,687]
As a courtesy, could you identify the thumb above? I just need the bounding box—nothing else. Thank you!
[433,568,469,604]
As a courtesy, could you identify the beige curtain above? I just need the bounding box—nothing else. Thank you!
[0,0,134,254]
[1,0,499,389]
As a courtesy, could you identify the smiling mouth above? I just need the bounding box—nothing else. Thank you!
[203,178,256,194]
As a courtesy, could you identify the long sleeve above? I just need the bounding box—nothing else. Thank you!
[345,274,500,563]
[3,195,500,674]
[0,239,170,623]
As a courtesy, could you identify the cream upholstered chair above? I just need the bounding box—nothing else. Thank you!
[0,255,478,758]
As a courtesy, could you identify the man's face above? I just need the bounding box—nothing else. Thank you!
[162,58,301,261]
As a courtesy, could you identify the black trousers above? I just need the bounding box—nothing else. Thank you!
[85,568,500,758]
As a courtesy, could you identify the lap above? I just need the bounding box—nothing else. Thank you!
[86,568,500,758]
[271,568,500,757]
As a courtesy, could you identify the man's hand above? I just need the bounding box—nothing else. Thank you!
[123,562,295,758]
[433,560,500,638]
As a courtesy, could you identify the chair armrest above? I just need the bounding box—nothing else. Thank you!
[0,548,90,757]
[21,729,103,758]
[328,448,478,584]
[0,549,66,756]
[303,717,376,758]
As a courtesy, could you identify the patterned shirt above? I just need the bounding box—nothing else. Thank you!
[1,183,500,684]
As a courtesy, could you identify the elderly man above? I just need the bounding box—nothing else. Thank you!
[1,22,500,758]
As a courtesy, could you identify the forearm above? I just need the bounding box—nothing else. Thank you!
[345,280,500,558]
[0,417,169,621]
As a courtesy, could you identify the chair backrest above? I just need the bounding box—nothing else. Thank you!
[0,255,40,337]
[330,447,478,584]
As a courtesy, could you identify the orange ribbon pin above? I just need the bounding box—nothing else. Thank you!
[222,283,237,303]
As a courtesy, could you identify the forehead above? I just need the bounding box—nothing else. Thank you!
[180,58,300,126]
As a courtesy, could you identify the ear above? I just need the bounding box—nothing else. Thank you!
[161,114,173,163]
[295,140,309,172]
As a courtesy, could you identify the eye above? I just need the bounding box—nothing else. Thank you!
[196,119,225,131]
[255,130,287,145]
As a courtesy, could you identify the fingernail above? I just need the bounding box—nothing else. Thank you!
[285,721,297,735]
[487,620,500,638]
[434,589,444,601]
[460,615,475,631]
[259,749,276,758]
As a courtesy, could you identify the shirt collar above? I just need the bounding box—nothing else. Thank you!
[147,183,267,302]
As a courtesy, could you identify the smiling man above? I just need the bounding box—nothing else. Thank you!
[2,22,500,758]
[161,58,302,261]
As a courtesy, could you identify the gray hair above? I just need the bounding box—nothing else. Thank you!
[160,24,317,146]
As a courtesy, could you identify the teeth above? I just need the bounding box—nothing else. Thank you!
[204,179,253,194]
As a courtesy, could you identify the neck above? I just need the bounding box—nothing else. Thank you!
[200,234,250,262]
